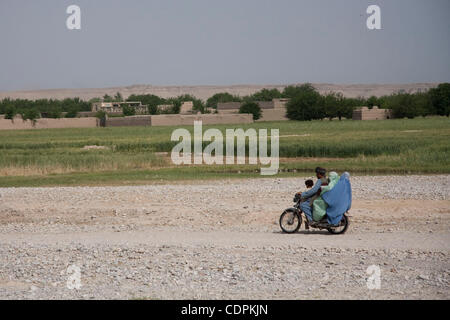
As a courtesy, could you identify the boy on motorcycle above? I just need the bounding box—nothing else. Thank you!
[296,167,327,222]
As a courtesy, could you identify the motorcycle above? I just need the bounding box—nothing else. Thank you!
[279,194,349,234]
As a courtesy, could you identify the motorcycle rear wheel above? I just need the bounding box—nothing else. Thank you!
[327,214,349,234]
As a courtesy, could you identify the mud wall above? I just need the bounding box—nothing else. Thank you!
[149,114,253,126]
[0,117,98,130]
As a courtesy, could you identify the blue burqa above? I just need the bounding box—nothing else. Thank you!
[322,173,352,225]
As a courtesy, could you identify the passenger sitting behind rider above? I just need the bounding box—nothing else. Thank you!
[299,179,314,203]
[296,167,327,222]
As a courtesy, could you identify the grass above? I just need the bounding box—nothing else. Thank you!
[0,117,448,187]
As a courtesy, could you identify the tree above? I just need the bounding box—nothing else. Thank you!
[122,103,136,116]
[429,83,450,116]
[282,85,313,99]
[46,101,63,118]
[114,92,123,102]
[376,95,388,108]
[127,94,164,115]
[21,108,40,126]
[206,92,241,109]
[65,107,78,118]
[95,110,107,127]
[367,96,378,108]
[239,102,261,120]
[339,97,362,120]
[103,94,113,102]
[412,92,432,117]
[321,92,342,120]
[384,93,417,118]
[175,94,205,113]
[95,110,106,119]
[245,88,282,102]
[5,105,16,120]
[61,97,90,112]
[89,97,101,103]
[285,84,322,121]
[165,97,182,114]
[0,98,7,114]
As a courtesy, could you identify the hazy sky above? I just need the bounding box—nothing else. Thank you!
[0,0,449,91]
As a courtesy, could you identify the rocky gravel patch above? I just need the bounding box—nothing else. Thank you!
[0,175,449,299]
[0,243,448,300]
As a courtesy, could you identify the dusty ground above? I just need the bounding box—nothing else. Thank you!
[0,175,449,299]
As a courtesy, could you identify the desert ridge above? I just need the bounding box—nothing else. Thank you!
[0,83,439,101]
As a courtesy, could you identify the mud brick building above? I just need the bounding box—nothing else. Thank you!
[352,106,393,120]
[91,101,148,114]
[217,98,289,121]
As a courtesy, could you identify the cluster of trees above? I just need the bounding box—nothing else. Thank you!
[364,83,450,118]
[206,88,285,110]
[284,83,450,121]
[213,85,363,121]
[102,92,123,102]
[0,97,91,121]
[210,83,450,121]
[1,83,448,122]
[0,91,208,121]
[127,94,206,115]
[206,93,242,109]
[285,84,365,121]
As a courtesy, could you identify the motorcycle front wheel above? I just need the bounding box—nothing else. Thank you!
[279,209,302,233]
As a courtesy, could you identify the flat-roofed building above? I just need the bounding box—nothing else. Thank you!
[91,101,148,114]
[157,104,174,113]
[216,99,289,121]
[180,101,194,114]
[352,106,393,120]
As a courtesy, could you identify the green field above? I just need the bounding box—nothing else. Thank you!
[0,117,449,187]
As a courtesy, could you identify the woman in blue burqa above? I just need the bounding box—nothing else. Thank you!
[321,172,352,226]
[312,171,340,221]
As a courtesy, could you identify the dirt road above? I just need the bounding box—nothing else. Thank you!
[0,175,449,299]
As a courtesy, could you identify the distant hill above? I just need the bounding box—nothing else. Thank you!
[0,83,439,101]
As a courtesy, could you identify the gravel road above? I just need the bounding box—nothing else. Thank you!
[0,175,449,299]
